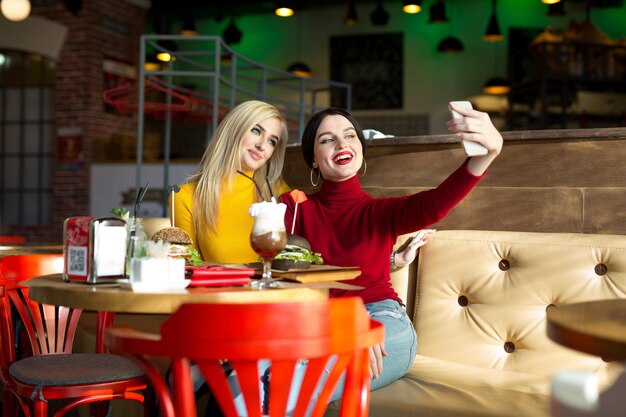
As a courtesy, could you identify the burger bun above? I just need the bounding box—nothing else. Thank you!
[271,234,315,271]
[151,227,192,245]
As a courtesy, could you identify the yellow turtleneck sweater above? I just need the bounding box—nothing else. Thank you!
[172,175,289,264]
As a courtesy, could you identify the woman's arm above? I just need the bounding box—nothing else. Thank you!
[447,102,503,176]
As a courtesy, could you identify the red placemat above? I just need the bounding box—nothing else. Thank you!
[185,266,255,287]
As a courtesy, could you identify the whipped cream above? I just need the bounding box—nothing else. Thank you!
[249,201,286,236]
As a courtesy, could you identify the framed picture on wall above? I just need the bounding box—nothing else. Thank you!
[330,33,403,110]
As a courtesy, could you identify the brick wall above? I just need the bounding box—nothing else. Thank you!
[4,0,147,243]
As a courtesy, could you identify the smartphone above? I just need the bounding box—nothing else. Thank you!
[449,101,489,157]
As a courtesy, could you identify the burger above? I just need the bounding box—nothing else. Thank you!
[151,227,201,266]
[272,234,323,271]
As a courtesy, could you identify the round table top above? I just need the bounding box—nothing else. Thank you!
[26,274,329,314]
[547,299,626,361]
[0,244,63,256]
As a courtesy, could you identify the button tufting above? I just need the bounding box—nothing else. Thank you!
[504,341,515,353]
[546,304,556,312]
[458,295,468,307]
[595,263,608,276]
[498,259,510,271]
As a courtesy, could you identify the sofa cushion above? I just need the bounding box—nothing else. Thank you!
[413,230,626,376]
[325,354,623,417]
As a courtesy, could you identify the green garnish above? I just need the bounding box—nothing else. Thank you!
[274,244,323,265]
[111,207,129,219]
[186,247,202,266]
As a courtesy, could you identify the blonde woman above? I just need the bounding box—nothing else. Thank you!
[172,100,290,264]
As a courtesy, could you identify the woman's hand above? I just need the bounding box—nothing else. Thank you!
[393,229,437,269]
[447,102,503,176]
[369,342,388,379]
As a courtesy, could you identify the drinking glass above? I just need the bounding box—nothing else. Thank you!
[249,201,288,289]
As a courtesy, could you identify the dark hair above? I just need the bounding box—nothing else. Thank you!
[301,108,366,168]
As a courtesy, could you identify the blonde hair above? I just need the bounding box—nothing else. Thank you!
[186,100,288,233]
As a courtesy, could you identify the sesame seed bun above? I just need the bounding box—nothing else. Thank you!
[151,227,192,245]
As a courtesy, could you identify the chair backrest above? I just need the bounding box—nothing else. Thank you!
[0,254,77,380]
[0,236,26,244]
[108,297,384,417]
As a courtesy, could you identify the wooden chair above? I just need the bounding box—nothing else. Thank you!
[107,297,384,417]
[0,254,151,417]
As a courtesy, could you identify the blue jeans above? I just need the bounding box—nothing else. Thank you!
[263,298,417,413]
[329,298,417,401]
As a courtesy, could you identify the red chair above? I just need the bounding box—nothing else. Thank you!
[107,297,384,417]
[0,236,26,244]
[0,254,151,417]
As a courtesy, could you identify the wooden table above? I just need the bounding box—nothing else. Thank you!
[0,244,63,257]
[547,299,626,361]
[26,274,330,314]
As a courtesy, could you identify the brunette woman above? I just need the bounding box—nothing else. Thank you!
[280,102,503,396]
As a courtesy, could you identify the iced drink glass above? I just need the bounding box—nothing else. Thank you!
[249,201,287,289]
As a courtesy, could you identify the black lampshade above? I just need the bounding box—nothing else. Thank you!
[483,0,503,42]
[344,0,358,25]
[483,76,510,95]
[483,12,503,41]
[222,20,243,45]
[370,1,389,26]
[548,2,566,16]
[288,62,312,78]
[437,37,464,53]
[428,0,448,23]
[180,8,197,36]
[144,53,161,71]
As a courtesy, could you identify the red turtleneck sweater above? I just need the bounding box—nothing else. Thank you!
[281,161,484,304]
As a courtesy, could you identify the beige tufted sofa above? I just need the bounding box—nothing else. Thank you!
[328,229,626,417]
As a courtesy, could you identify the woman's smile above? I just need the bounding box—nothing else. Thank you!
[333,151,354,165]
[313,115,363,182]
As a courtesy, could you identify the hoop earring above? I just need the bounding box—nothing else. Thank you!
[358,158,367,177]
[310,167,321,187]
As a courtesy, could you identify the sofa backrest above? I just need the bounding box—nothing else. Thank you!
[406,230,626,378]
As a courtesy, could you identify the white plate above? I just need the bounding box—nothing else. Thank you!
[119,279,191,292]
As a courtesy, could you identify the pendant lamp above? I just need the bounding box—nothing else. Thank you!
[438,37,464,53]
[402,0,422,14]
[156,40,177,62]
[288,62,312,78]
[180,8,198,36]
[275,1,294,17]
[370,1,389,26]
[548,2,565,16]
[483,0,503,42]
[222,19,243,45]
[144,53,161,71]
[287,14,312,77]
[0,0,30,21]
[483,76,510,95]
[429,0,448,23]
[344,0,358,25]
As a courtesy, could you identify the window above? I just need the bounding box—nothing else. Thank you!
[0,50,55,225]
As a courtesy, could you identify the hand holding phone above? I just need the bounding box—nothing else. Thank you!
[449,101,489,157]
